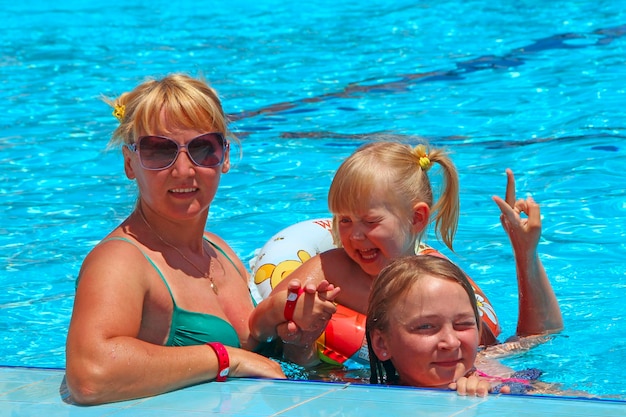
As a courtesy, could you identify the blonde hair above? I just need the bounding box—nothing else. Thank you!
[366,255,480,385]
[328,140,459,250]
[103,73,238,148]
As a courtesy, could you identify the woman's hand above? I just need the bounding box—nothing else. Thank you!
[227,347,286,379]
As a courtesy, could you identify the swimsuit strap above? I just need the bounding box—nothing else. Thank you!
[205,236,258,306]
[474,368,543,395]
[99,236,178,306]
[205,237,244,279]
[99,236,243,348]
[99,236,247,297]
[474,369,531,385]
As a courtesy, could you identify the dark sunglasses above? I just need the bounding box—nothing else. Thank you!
[127,133,227,170]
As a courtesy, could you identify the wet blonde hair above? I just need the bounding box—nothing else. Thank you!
[366,255,480,385]
[103,73,238,148]
[328,140,459,250]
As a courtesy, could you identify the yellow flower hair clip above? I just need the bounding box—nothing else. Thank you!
[112,104,126,122]
[414,145,431,172]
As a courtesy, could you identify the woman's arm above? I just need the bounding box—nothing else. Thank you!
[66,241,284,405]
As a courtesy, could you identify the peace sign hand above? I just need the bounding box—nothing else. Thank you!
[491,169,542,255]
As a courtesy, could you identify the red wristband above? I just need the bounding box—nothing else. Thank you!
[284,288,304,322]
[206,342,229,382]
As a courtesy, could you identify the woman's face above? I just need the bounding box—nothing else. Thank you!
[372,275,479,388]
[124,118,230,219]
[336,189,417,277]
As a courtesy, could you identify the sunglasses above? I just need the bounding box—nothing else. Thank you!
[127,133,227,170]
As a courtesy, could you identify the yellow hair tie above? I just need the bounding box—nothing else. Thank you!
[414,145,431,172]
[112,104,126,122]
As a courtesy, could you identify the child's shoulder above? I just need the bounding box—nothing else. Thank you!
[320,247,357,266]
[319,248,367,280]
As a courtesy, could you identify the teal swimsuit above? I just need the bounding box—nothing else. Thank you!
[101,236,242,348]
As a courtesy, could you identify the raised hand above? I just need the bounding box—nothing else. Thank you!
[491,169,563,336]
[492,168,542,255]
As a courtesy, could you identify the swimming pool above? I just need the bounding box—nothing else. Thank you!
[2,0,625,400]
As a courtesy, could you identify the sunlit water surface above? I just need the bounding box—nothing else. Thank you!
[2,0,625,400]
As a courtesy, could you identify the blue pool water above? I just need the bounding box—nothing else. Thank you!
[1,0,625,400]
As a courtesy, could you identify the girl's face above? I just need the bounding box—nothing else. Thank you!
[336,189,418,277]
[372,275,479,388]
[124,122,230,220]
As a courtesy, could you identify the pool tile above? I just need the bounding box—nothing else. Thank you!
[1,367,624,417]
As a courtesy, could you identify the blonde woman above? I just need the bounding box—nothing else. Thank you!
[66,74,284,405]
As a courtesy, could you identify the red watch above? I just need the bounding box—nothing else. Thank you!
[206,342,229,382]
[284,288,304,322]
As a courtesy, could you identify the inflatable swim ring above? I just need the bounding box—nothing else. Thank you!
[251,219,335,299]
[250,218,500,368]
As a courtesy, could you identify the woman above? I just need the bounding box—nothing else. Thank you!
[65,74,285,405]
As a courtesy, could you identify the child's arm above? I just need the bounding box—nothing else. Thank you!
[492,169,564,336]
[278,280,340,366]
[249,276,340,343]
[279,320,327,367]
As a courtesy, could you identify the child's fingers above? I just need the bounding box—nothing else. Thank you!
[498,384,511,394]
[452,376,490,397]
[493,196,517,221]
[453,378,468,396]
[276,321,300,343]
[323,285,341,301]
[525,196,542,229]
[505,168,517,207]
[287,279,303,292]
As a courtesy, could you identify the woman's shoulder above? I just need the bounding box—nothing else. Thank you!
[86,231,139,260]
[91,229,148,260]
[78,231,153,288]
